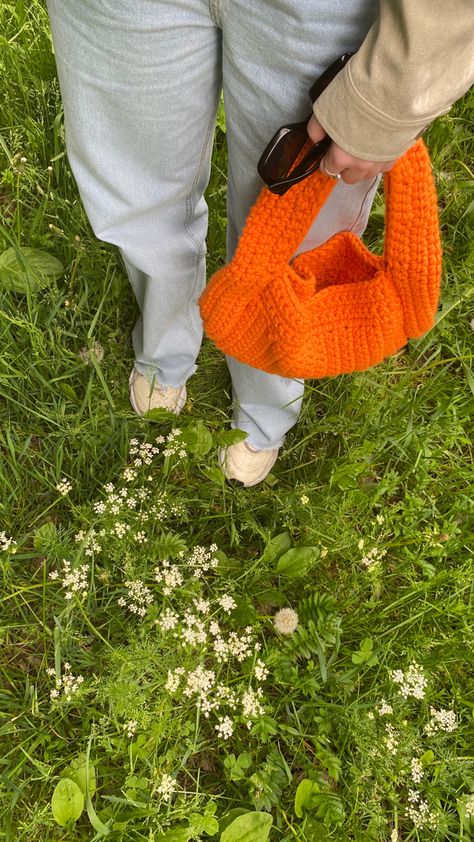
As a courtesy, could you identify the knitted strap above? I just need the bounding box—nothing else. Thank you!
[231,139,437,298]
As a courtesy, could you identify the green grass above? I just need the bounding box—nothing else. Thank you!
[1,2,474,840]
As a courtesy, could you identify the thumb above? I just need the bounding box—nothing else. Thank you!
[306,114,327,144]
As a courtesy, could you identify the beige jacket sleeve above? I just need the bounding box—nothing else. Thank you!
[312,0,474,161]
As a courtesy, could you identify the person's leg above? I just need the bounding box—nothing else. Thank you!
[222,0,379,450]
[46,0,221,389]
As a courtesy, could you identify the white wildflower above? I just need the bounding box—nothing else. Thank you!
[50,663,84,702]
[158,608,179,632]
[193,598,210,613]
[165,667,185,693]
[123,720,137,738]
[218,594,236,613]
[119,580,153,617]
[187,544,219,577]
[273,608,299,635]
[56,478,72,496]
[424,706,457,735]
[52,558,89,600]
[242,687,264,727]
[391,663,428,700]
[215,716,234,740]
[464,794,474,818]
[0,532,17,552]
[254,658,269,682]
[406,791,437,829]
[156,773,176,800]
[300,494,309,504]
[379,699,393,716]
[361,546,387,568]
[411,757,424,783]
[183,666,215,698]
[154,561,183,595]
[384,723,399,755]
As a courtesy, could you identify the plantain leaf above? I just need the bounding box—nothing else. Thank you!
[51,778,84,827]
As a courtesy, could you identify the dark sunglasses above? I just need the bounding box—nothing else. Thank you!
[257,52,353,195]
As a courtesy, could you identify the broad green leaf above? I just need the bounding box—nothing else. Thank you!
[180,421,213,457]
[260,531,292,566]
[33,521,57,552]
[220,811,273,842]
[276,546,319,578]
[214,428,248,447]
[295,779,320,818]
[201,466,225,485]
[159,829,193,842]
[63,751,96,797]
[51,777,84,826]
[0,246,64,293]
[219,809,251,834]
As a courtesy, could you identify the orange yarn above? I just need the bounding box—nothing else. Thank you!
[199,139,441,378]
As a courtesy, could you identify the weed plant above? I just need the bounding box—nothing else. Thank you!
[1,2,473,840]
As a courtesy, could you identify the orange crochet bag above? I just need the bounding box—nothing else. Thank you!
[199,139,441,379]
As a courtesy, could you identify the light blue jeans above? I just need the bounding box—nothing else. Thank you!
[46,0,379,449]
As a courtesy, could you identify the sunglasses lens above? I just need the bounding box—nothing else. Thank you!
[265,130,308,181]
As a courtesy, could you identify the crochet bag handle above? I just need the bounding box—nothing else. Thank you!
[228,139,439,336]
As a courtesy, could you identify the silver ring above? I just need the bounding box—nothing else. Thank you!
[322,158,342,180]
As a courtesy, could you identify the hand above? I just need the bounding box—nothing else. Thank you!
[307,115,397,185]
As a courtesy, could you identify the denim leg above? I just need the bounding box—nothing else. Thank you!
[222,0,380,449]
[46,0,221,387]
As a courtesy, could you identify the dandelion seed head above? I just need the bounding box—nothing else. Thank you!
[273,608,299,635]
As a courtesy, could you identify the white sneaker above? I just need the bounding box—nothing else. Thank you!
[218,440,279,487]
[129,367,187,416]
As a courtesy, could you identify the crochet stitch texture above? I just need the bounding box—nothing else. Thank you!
[199,139,441,378]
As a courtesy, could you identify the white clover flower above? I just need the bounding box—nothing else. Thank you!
[215,716,234,740]
[273,608,299,635]
[411,757,424,783]
[218,594,236,613]
[391,663,428,700]
[424,706,457,735]
[56,478,72,496]
[156,773,176,800]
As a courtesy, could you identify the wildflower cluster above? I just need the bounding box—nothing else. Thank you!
[56,478,73,496]
[391,663,428,699]
[48,663,84,702]
[118,580,154,617]
[273,607,299,635]
[406,789,437,830]
[154,547,268,739]
[424,706,457,735]
[49,558,89,600]
[0,531,16,552]
[123,719,138,739]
